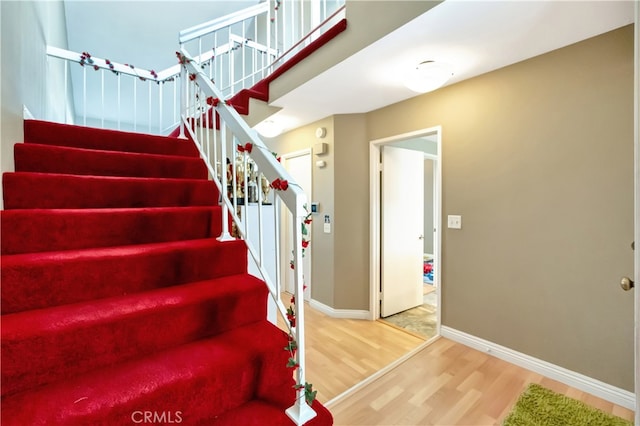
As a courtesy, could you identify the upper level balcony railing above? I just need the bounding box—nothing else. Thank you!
[45,0,345,134]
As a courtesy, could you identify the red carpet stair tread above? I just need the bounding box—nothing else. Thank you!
[1,120,332,425]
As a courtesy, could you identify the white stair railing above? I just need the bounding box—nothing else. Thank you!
[179,0,345,98]
[179,2,276,98]
[46,0,344,134]
[178,48,316,425]
[46,46,183,135]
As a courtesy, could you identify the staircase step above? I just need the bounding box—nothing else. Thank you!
[14,143,208,179]
[2,119,333,424]
[1,274,268,397]
[1,206,222,254]
[24,119,199,157]
[2,172,219,209]
[1,238,248,314]
[1,321,291,426]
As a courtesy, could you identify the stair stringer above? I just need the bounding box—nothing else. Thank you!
[242,97,282,128]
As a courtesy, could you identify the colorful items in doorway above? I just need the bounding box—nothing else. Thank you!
[424,259,434,284]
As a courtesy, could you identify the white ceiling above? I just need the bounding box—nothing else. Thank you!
[268,0,635,132]
[63,1,635,134]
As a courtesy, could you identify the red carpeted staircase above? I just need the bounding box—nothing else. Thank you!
[1,119,332,425]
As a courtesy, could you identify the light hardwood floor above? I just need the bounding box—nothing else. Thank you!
[327,337,634,425]
[279,295,425,403]
[287,298,634,425]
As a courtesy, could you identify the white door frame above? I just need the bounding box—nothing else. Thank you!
[369,126,442,328]
[633,1,639,422]
[280,148,313,300]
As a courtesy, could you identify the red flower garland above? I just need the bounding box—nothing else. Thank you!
[176,51,190,65]
[270,178,289,191]
[237,143,253,153]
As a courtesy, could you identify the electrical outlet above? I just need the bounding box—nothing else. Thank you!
[447,215,462,229]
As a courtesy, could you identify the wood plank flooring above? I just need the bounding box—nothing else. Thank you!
[327,337,635,425]
[278,295,425,403]
[280,296,634,424]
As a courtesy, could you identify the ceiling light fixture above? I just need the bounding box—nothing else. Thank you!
[255,119,283,138]
[404,60,454,93]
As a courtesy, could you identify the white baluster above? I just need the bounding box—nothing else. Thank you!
[101,69,105,128]
[274,198,281,296]
[158,81,163,135]
[179,65,186,139]
[217,123,233,242]
[199,85,204,146]
[243,152,249,237]
[257,170,264,269]
[148,80,152,133]
[300,0,304,44]
[228,26,232,94]
[173,76,177,132]
[117,73,121,130]
[64,60,69,123]
[133,77,137,132]
[83,65,87,126]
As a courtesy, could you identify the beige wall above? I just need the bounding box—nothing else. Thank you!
[272,24,634,392]
[1,1,70,208]
[269,114,370,310]
[333,114,369,310]
[366,26,635,391]
[268,116,336,306]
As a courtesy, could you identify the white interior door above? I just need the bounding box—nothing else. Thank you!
[381,146,424,317]
[282,151,312,301]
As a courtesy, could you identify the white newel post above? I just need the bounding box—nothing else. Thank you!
[286,209,317,426]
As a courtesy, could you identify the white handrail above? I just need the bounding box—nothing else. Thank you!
[179,2,269,44]
[179,48,316,425]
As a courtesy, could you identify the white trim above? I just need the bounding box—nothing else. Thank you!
[441,326,636,410]
[369,142,381,321]
[633,2,639,423]
[423,153,437,161]
[308,298,370,320]
[325,335,439,408]
[369,125,443,329]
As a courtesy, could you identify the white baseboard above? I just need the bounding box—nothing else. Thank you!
[308,299,370,320]
[441,326,635,410]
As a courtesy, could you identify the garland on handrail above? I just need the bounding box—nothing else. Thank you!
[76,50,176,83]
[234,143,316,405]
[282,204,315,406]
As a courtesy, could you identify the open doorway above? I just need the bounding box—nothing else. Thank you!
[369,126,442,340]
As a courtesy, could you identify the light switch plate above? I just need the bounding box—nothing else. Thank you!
[448,215,462,229]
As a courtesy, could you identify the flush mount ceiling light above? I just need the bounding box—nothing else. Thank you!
[404,60,454,93]
[255,120,283,138]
